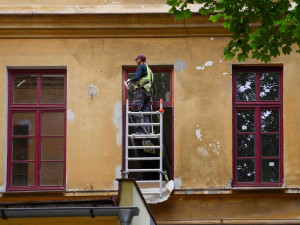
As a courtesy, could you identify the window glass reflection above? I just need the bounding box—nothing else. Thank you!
[13,138,35,160]
[13,112,35,136]
[237,159,255,182]
[261,135,279,157]
[236,72,256,101]
[40,162,63,186]
[13,75,37,104]
[41,112,64,135]
[41,75,65,104]
[237,110,255,132]
[261,159,279,182]
[12,162,35,186]
[237,135,255,157]
[260,72,279,101]
[261,109,279,132]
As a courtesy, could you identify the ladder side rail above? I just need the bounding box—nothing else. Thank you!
[159,99,164,198]
[125,99,129,178]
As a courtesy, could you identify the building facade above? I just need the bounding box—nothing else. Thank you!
[0,0,300,224]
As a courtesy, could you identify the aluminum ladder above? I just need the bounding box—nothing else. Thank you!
[124,98,164,198]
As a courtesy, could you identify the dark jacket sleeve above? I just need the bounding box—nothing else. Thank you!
[130,64,146,82]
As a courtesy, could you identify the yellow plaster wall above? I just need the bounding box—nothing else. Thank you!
[0,37,299,191]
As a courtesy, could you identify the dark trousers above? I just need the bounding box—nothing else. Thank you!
[131,88,152,134]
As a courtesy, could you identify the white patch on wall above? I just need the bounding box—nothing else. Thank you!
[219,60,223,63]
[67,109,75,122]
[174,176,182,189]
[204,61,213,67]
[197,147,208,156]
[196,61,214,71]
[210,37,214,40]
[113,165,122,189]
[196,65,205,70]
[195,129,202,141]
[223,72,228,76]
[88,85,99,98]
[174,60,187,71]
[113,101,122,146]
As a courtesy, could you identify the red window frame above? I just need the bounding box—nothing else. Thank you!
[232,66,283,187]
[122,66,174,179]
[7,69,67,191]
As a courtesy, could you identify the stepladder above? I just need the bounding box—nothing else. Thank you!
[123,98,165,198]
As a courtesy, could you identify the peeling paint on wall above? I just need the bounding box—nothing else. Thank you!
[67,109,75,122]
[197,147,208,156]
[195,129,202,141]
[113,101,122,146]
[205,61,213,67]
[174,60,187,71]
[196,61,214,70]
[113,165,122,189]
[174,176,182,189]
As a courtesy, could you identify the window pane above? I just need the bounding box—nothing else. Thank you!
[237,135,255,157]
[152,72,171,102]
[40,162,63,186]
[237,110,255,132]
[262,159,279,182]
[260,72,279,101]
[13,138,35,160]
[41,137,64,160]
[261,135,279,157]
[13,75,37,104]
[13,112,35,135]
[237,159,255,182]
[236,72,256,101]
[12,162,34,186]
[41,112,64,135]
[261,109,279,132]
[41,75,65,104]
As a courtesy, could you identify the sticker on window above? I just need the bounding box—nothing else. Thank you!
[242,125,247,130]
[269,162,274,167]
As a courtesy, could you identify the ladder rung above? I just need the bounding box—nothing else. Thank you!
[128,111,161,115]
[127,169,161,172]
[127,146,161,149]
[128,157,161,161]
[128,134,160,139]
[128,123,160,126]
[136,180,161,183]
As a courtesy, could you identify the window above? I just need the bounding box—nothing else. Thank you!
[122,67,174,181]
[232,66,283,187]
[7,69,66,191]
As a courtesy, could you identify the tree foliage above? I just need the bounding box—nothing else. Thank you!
[167,0,300,63]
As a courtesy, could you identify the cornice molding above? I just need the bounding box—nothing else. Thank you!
[0,13,232,38]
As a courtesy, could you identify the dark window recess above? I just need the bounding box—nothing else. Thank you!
[233,67,283,187]
[123,67,174,181]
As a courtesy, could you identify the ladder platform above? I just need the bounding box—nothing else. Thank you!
[128,123,160,126]
[127,146,160,149]
[128,157,161,161]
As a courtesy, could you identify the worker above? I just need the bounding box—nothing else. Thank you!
[124,54,153,134]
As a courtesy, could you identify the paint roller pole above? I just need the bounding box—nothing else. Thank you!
[125,99,129,178]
